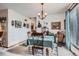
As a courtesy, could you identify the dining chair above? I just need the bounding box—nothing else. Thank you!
[0,31,4,48]
[28,40,32,54]
[32,36,44,56]
[0,31,5,55]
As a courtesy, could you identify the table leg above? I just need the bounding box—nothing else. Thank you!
[32,46,34,55]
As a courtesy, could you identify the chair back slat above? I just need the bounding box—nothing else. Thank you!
[0,32,3,37]
[0,31,3,41]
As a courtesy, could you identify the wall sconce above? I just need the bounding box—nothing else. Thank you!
[23,23,26,27]
[23,19,27,27]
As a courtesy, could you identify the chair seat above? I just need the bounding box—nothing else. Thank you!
[32,45,44,49]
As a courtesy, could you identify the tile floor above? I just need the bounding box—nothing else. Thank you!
[7,46,53,56]
[58,47,74,56]
[0,45,74,56]
[70,44,79,56]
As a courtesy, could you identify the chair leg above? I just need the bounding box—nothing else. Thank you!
[46,48,49,56]
[28,46,30,53]
[1,41,4,50]
[0,42,3,53]
[28,46,32,54]
[0,42,2,47]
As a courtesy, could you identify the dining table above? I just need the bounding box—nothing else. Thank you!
[27,35,55,48]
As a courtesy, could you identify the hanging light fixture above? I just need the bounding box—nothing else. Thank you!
[38,3,47,20]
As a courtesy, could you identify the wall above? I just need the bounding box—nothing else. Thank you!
[8,9,31,47]
[37,13,65,34]
[26,17,31,32]
[0,9,8,17]
[0,9,32,47]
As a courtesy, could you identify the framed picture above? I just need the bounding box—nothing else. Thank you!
[26,23,29,28]
[15,20,22,28]
[51,22,61,29]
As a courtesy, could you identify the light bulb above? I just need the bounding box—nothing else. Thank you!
[38,13,40,15]
[45,13,47,15]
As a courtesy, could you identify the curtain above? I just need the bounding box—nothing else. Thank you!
[65,10,71,50]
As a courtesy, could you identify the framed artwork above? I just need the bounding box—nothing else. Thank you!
[51,22,61,29]
[26,23,29,28]
[15,20,22,28]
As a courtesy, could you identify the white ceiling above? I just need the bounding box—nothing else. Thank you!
[0,3,70,17]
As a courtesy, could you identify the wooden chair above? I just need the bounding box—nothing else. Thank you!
[31,32,44,55]
[56,31,65,47]
[0,31,4,48]
[46,48,49,56]
[28,40,32,54]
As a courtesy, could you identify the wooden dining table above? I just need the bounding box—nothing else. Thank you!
[27,35,55,55]
[27,36,54,48]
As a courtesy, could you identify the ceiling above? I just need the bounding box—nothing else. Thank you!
[0,3,70,17]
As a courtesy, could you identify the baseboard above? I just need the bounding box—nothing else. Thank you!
[4,40,26,50]
[70,43,79,56]
[72,43,79,50]
[70,49,77,56]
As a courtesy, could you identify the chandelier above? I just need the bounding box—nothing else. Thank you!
[38,3,47,20]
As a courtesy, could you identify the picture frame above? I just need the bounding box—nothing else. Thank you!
[15,20,22,28]
[26,23,29,28]
[51,22,61,30]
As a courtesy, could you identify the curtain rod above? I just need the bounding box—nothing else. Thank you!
[68,3,78,11]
